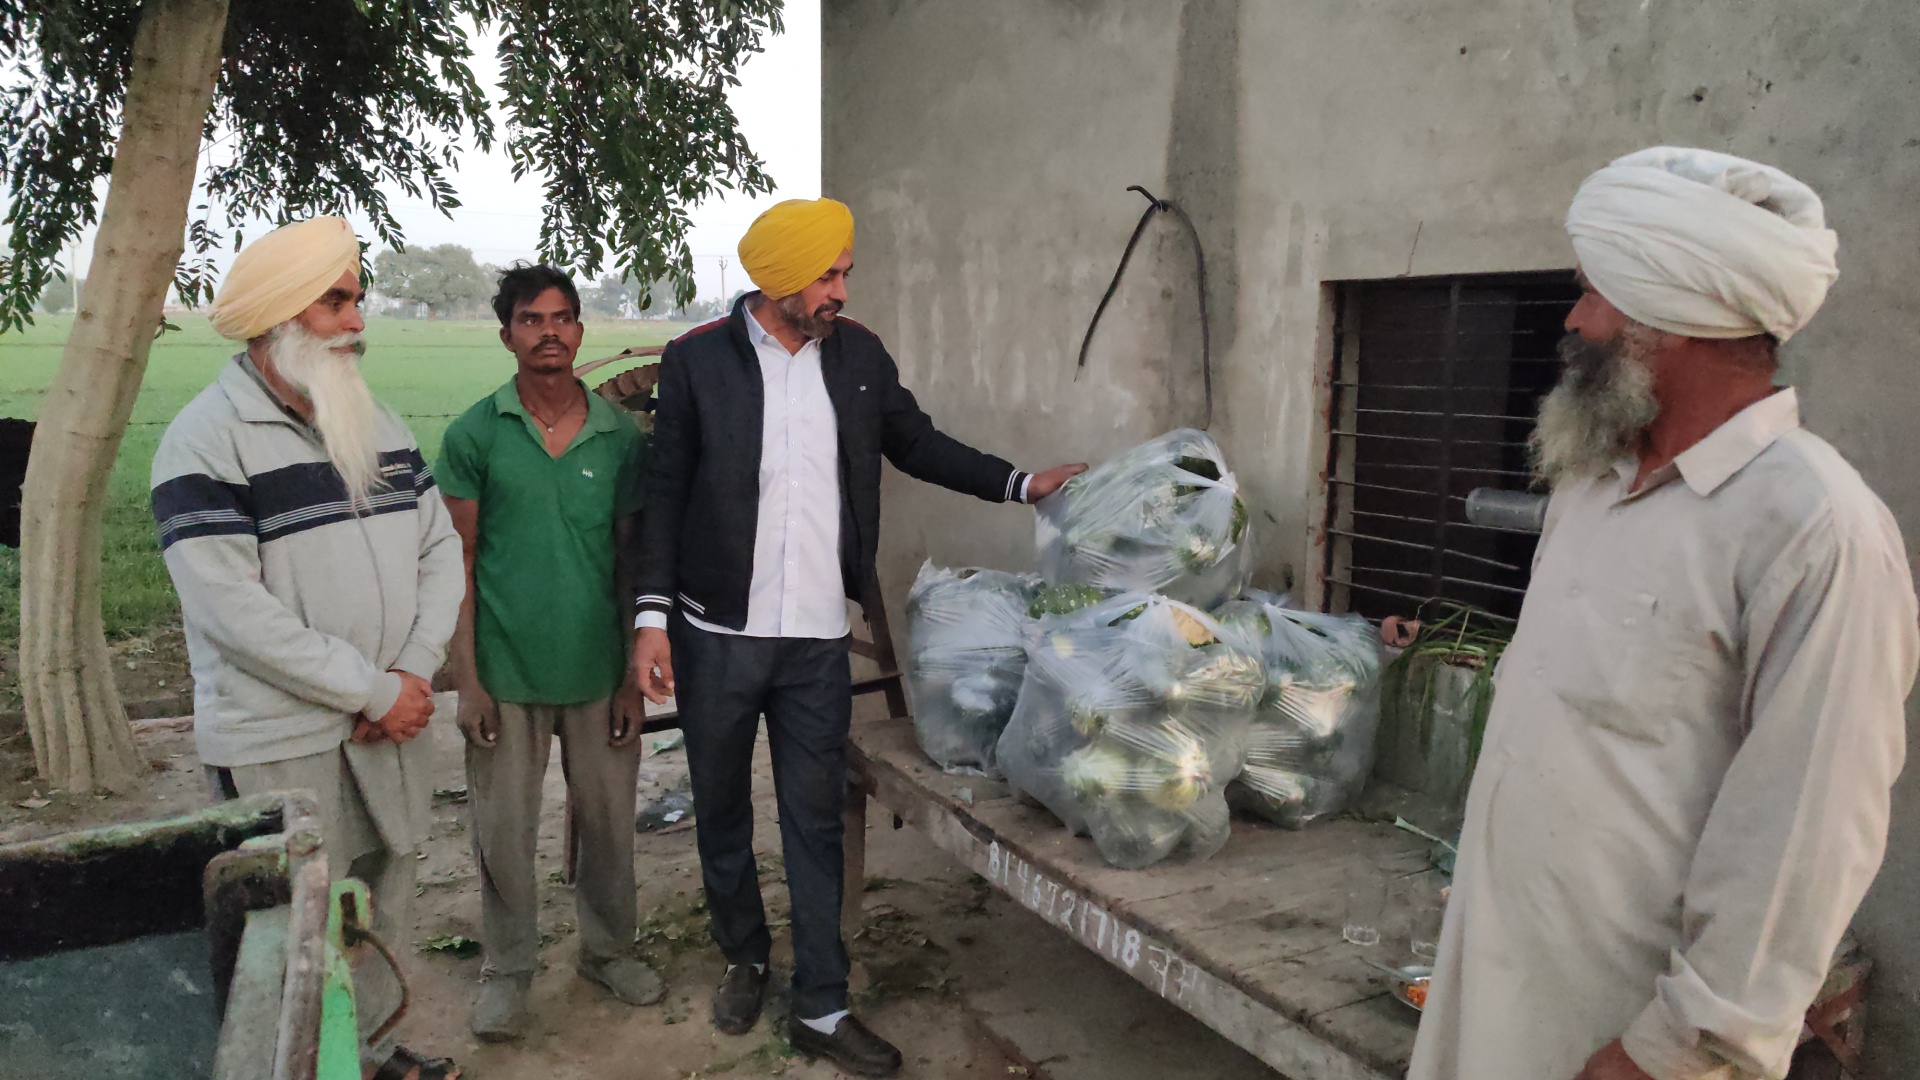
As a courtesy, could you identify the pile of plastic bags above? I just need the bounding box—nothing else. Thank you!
[1216,593,1384,829]
[903,428,1387,870]
[1035,429,1251,610]
[904,562,1039,776]
[996,595,1262,869]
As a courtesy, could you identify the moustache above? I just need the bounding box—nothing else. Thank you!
[1555,332,1614,383]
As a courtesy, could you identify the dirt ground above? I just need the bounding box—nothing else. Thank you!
[0,697,1032,1080]
[0,624,195,743]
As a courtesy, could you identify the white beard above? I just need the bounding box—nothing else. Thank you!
[267,323,385,508]
[1529,327,1662,489]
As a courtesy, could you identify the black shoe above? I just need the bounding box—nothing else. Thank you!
[711,963,769,1035]
[788,1013,903,1078]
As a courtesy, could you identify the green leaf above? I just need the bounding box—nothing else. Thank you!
[1,0,781,326]
[417,934,482,958]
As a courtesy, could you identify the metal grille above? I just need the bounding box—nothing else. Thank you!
[1325,273,1580,622]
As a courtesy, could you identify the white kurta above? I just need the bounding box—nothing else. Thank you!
[1408,390,1918,1080]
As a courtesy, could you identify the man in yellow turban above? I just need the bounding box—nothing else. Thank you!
[628,197,1086,1076]
[155,217,464,1079]
[735,196,856,305]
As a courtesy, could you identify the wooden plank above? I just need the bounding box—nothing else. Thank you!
[851,719,1397,1080]
[1312,993,1425,1076]
[272,858,331,1080]
[962,799,1228,909]
[1125,831,1434,977]
[1245,941,1413,1050]
[213,906,292,1080]
[841,778,868,943]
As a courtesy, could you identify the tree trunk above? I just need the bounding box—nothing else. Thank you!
[19,0,230,792]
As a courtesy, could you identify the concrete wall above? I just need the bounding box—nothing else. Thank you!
[823,2,1920,1073]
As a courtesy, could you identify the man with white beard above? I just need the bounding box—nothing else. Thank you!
[1410,149,1920,1080]
[152,216,464,1080]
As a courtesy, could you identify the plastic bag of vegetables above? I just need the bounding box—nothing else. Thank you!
[1214,592,1384,829]
[905,562,1040,776]
[1025,581,1116,619]
[997,593,1261,869]
[1034,429,1252,610]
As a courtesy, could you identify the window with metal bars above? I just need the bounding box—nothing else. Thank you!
[1324,272,1580,623]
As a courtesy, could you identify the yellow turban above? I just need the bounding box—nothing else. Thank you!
[737,198,855,299]
[208,216,361,341]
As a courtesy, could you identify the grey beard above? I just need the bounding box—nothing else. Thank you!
[1529,329,1661,489]
[267,323,385,508]
[776,292,841,340]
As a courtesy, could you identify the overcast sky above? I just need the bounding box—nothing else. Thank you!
[61,2,819,305]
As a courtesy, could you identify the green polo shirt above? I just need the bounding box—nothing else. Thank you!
[437,380,646,705]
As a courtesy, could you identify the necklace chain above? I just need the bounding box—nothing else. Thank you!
[522,386,583,433]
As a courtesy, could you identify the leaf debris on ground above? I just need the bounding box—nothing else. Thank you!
[417,934,482,958]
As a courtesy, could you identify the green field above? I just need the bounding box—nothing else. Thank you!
[0,313,690,683]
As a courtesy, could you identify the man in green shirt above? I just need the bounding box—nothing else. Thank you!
[438,264,657,1041]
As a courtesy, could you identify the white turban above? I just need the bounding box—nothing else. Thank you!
[1565,147,1838,342]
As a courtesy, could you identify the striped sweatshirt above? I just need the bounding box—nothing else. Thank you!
[150,355,462,767]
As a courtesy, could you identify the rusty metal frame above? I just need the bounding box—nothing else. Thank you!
[1322,274,1575,621]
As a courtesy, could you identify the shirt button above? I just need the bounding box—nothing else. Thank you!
[1569,583,1582,597]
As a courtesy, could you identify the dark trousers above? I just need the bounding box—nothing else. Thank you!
[671,614,853,1019]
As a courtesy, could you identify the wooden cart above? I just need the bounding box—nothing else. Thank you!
[846,715,1447,1079]
[840,695,1872,1078]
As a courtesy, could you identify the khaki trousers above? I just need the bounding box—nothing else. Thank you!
[464,697,640,975]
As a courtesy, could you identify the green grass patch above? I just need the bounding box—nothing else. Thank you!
[0,313,691,678]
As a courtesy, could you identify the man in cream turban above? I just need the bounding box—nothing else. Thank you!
[629,198,1086,1076]
[153,217,464,1079]
[1409,148,1918,1080]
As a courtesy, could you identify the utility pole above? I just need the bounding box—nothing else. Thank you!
[718,258,728,310]
[69,236,81,311]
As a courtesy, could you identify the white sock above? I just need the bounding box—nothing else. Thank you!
[724,962,766,976]
[800,1009,848,1034]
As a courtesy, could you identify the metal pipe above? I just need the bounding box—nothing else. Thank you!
[1463,488,1548,534]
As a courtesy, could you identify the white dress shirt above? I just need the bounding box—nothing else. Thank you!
[638,306,850,639]
[1409,389,1919,1080]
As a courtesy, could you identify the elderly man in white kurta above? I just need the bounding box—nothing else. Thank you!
[1409,147,1919,1080]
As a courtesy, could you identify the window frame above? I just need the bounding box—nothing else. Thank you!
[1317,271,1580,624]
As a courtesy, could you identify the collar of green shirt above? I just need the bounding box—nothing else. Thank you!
[491,377,624,446]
